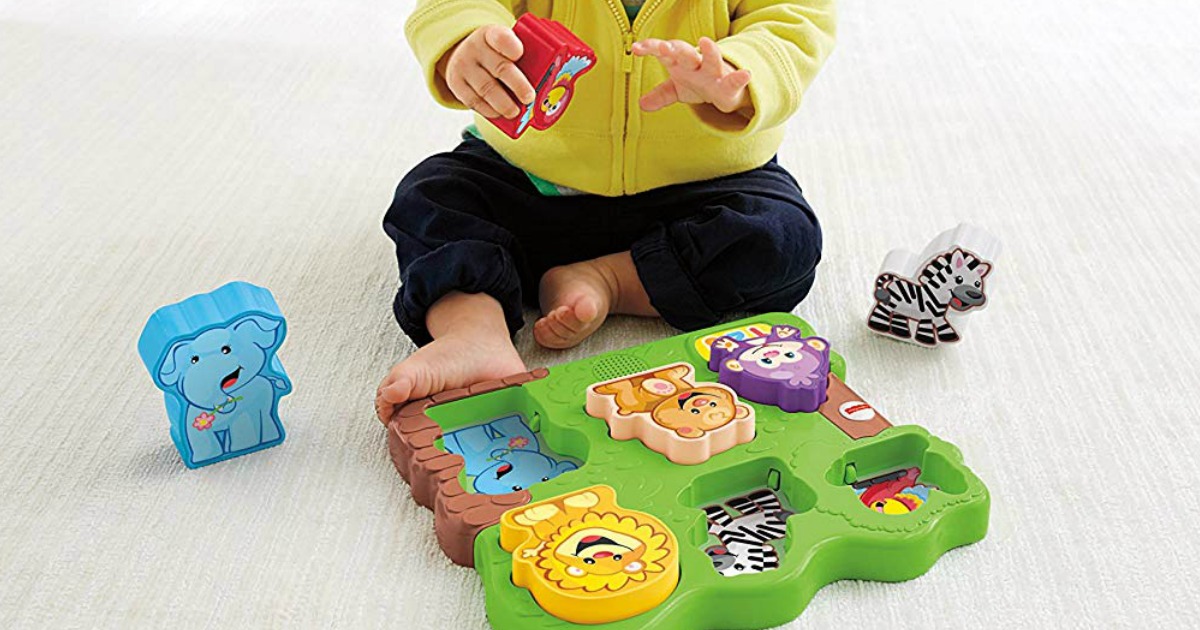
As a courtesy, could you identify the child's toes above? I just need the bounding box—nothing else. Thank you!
[533,311,574,348]
[534,302,606,350]
[534,308,581,348]
[375,390,394,425]
[381,373,415,405]
[552,304,589,335]
[571,295,600,324]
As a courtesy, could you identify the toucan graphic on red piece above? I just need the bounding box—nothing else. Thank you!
[854,467,936,515]
[485,14,597,139]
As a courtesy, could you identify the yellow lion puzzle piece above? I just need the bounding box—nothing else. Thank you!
[499,485,680,625]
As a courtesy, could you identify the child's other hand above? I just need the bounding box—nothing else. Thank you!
[632,37,751,115]
[440,25,537,119]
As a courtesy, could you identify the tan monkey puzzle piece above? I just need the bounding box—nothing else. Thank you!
[585,362,755,465]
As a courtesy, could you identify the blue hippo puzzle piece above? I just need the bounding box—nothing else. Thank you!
[137,281,292,469]
[442,414,578,494]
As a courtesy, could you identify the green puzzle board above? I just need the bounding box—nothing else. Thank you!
[422,313,990,629]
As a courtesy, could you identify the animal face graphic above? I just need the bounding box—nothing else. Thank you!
[592,365,751,439]
[501,486,679,625]
[701,489,790,577]
[733,340,826,387]
[870,494,924,514]
[708,326,832,413]
[855,468,936,515]
[586,363,757,464]
[649,387,747,438]
[156,316,282,409]
[868,246,995,346]
[541,85,571,119]
[533,55,590,126]
[705,546,739,573]
[442,415,578,495]
[139,282,292,468]
[944,249,992,311]
[556,527,647,577]
[512,54,595,137]
[473,448,578,494]
[506,488,674,595]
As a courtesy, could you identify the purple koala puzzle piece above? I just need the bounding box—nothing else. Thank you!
[707,325,832,413]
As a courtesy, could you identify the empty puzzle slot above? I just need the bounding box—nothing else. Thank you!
[680,458,815,577]
[426,387,582,495]
[824,432,967,515]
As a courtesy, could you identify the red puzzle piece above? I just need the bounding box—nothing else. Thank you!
[484,14,597,139]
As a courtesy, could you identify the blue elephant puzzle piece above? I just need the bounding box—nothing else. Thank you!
[442,414,578,495]
[137,281,292,469]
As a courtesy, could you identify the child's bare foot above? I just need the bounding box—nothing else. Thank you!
[376,292,525,423]
[534,252,658,349]
[534,263,613,349]
[377,333,524,415]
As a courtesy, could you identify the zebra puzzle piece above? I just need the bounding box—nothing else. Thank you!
[137,281,292,469]
[702,489,793,577]
[868,223,1001,347]
[708,325,832,413]
[499,485,679,625]
[585,363,755,465]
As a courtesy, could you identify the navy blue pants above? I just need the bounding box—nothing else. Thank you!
[383,137,822,346]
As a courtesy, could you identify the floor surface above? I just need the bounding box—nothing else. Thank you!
[2,0,1198,627]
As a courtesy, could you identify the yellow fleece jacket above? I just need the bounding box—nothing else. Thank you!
[405,0,836,197]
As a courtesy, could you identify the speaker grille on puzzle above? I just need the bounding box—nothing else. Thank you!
[591,354,649,381]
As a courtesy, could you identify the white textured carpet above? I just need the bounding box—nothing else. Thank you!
[2,0,1198,627]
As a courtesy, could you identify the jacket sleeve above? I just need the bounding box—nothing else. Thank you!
[404,0,521,109]
[695,0,837,135]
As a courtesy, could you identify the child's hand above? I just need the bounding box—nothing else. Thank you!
[632,37,752,115]
[440,25,537,119]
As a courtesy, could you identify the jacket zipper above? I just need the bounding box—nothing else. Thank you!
[605,0,666,194]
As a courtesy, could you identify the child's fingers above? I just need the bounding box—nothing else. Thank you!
[461,91,503,118]
[650,40,678,66]
[631,38,666,56]
[724,68,752,89]
[446,66,484,115]
[497,65,536,106]
[668,40,702,71]
[470,70,523,118]
[718,68,752,94]
[465,66,520,118]
[640,80,680,112]
[448,74,502,118]
[477,47,536,105]
[697,37,724,77]
[713,69,752,112]
[482,25,525,62]
[633,39,680,68]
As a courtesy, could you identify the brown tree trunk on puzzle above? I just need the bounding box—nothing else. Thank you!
[383,370,549,567]
[817,375,892,440]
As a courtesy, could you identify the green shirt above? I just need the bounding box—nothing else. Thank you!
[623,0,645,21]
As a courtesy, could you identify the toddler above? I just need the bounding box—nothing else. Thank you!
[377,0,836,415]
